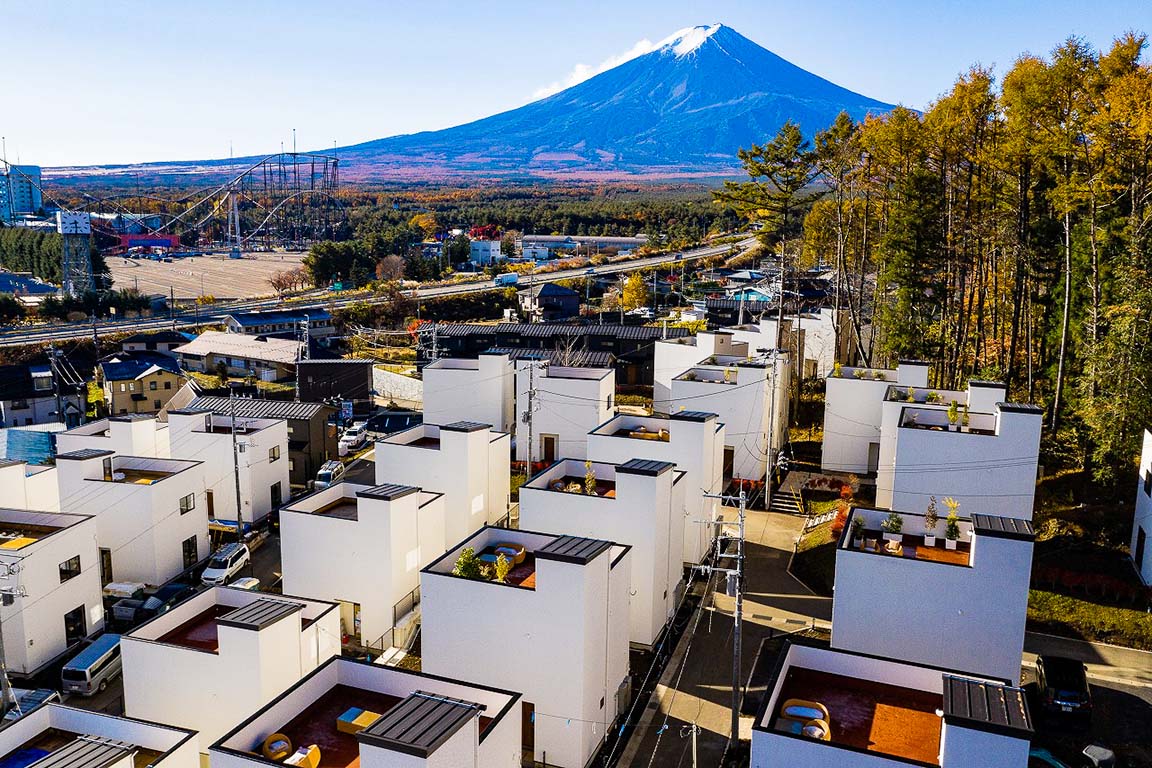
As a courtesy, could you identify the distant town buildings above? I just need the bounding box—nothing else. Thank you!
[1,165,43,222]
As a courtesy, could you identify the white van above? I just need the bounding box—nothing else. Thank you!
[61,634,122,696]
[314,460,345,489]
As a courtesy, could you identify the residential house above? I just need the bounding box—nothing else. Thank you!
[469,239,504,265]
[375,422,511,548]
[0,703,198,768]
[514,362,614,463]
[58,414,171,458]
[421,527,631,768]
[55,449,208,586]
[120,330,194,357]
[752,641,1032,768]
[587,411,725,565]
[174,331,303,381]
[280,482,445,653]
[121,586,340,752]
[704,297,773,328]
[669,355,789,482]
[222,308,334,339]
[653,330,750,407]
[0,362,85,428]
[519,458,683,647]
[737,308,851,380]
[99,352,184,415]
[822,361,928,475]
[209,657,521,768]
[875,386,1042,520]
[425,324,690,386]
[185,396,338,488]
[517,283,580,322]
[0,508,103,677]
[1131,430,1152,585]
[833,506,1034,683]
[421,353,515,433]
[167,410,290,525]
[296,359,376,414]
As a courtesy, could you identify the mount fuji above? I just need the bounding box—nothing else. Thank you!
[49,25,899,182]
[331,24,898,178]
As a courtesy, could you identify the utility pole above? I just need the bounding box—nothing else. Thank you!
[699,488,747,747]
[229,386,245,547]
[680,723,700,768]
[523,359,545,472]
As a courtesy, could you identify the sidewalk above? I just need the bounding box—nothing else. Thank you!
[617,507,830,768]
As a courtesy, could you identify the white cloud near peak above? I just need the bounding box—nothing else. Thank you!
[531,36,660,100]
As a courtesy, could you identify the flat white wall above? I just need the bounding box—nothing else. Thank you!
[588,414,725,564]
[1132,430,1152,585]
[939,722,1031,768]
[821,370,896,473]
[421,535,629,768]
[669,361,785,482]
[520,463,679,646]
[883,408,1041,520]
[56,456,209,586]
[167,414,290,524]
[515,364,614,462]
[752,731,912,768]
[280,488,439,645]
[376,426,509,550]
[0,515,104,675]
[832,523,1032,683]
[58,418,171,458]
[423,355,515,433]
[0,463,60,511]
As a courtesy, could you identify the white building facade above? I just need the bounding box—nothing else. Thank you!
[55,449,208,586]
[422,353,515,433]
[121,586,340,752]
[421,527,631,768]
[1133,430,1152,585]
[587,411,725,565]
[0,509,104,677]
[519,458,684,647]
[375,421,511,547]
[821,361,928,474]
[514,363,614,463]
[280,482,444,652]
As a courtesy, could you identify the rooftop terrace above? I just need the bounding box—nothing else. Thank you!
[0,509,86,551]
[0,729,162,768]
[843,507,974,567]
[282,483,438,524]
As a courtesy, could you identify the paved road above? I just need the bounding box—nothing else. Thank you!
[0,238,752,346]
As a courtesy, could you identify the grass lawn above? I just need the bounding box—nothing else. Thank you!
[1027,590,1152,651]
[789,519,836,596]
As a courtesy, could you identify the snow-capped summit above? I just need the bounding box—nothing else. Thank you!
[656,24,723,57]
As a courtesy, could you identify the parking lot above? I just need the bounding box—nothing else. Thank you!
[106,250,307,299]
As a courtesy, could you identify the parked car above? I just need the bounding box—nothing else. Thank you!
[137,582,197,620]
[61,634,122,696]
[201,543,251,586]
[339,422,368,454]
[1035,655,1093,726]
[110,598,146,625]
[230,577,261,590]
[365,410,422,438]
[314,460,345,490]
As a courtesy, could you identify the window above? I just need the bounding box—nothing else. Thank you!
[1144,470,1151,498]
[59,555,81,583]
[289,457,296,472]
[11,399,28,410]
[32,377,51,392]
[149,380,157,391]
[269,445,281,462]
[64,606,86,646]
[206,489,215,517]
[154,399,161,409]
[99,548,113,586]
[182,536,198,569]
[271,481,283,508]
[179,493,195,514]
[164,381,172,390]
[119,383,126,393]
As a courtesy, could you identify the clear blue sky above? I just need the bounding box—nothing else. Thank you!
[2,0,1148,167]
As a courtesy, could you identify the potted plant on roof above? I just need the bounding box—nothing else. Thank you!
[906,386,917,403]
[947,400,960,432]
[944,497,961,550]
[832,362,842,378]
[851,516,864,548]
[881,510,904,542]
[961,403,971,433]
[923,496,939,546]
[584,460,597,495]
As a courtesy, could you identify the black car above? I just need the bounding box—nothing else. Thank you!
[135,582,197,621]
[1035,655,1093,725]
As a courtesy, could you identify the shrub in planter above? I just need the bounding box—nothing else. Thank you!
[832,362,842,378]
[924,496,939,545]
[944,497,961,549]
[881,511,904,540]
[851,517,864,545]
[947,401,960,431]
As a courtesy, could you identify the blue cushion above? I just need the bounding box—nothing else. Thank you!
[783,705,825,721]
